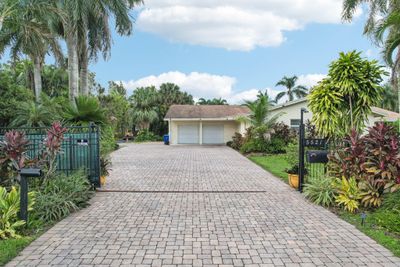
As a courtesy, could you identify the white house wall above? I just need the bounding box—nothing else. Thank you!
[269,100,383,129]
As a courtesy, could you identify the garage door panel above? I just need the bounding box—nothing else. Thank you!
[178,125,199,144]
[202,125,224,144]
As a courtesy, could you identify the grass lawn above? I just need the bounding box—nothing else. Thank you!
[249,154,290,182]
[0,236,35,266]
[249,153,400,257]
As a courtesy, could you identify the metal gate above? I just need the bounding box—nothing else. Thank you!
[0,123,100,187]
[298,108,329,192]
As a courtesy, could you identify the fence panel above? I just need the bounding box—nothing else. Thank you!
[0,124,100,187]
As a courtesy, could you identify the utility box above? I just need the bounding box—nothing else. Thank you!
[306,150,329,164]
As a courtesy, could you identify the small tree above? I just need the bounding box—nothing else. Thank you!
[309,51,387,138]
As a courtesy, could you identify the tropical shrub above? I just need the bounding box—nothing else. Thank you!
[304,177,336,206]
[134,129,161,142]
[10,101,56,127]
[334,177,361,212]
[31,171,93,223]
[363,122,400,192]
[229,132,244,150]
[100,157,112,177]
[328,129,366,180]
[0,186,35,239]
[240,138,268,154]
[129,86,159,130]
[63,96,107,126]
[100,125,118,156]
[309,51,386,138]
[39,122,67,179]
[284,142,298,167]
[271,122,296,145]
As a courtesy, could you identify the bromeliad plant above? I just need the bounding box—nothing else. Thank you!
[0,186,35,239]
[334,176,361,213]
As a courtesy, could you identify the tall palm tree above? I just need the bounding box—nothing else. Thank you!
[130,86,159,130]
[54,0,142,99]
[243,93,280,129]
[0,0,63,102]
[275,75,308,103]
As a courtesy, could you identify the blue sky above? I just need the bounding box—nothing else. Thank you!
[0,1,382,103]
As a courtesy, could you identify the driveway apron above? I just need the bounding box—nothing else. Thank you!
[7,143,400,266]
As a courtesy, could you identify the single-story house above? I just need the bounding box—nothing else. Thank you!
[269,98,400,130]
[164,105,250,145]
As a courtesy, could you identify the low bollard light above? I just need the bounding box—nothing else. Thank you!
[19,168,42,223]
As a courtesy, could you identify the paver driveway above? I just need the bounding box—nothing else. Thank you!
[7,143,400,267]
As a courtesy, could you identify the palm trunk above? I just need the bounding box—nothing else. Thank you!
[32,56,42,102]
[0,17,3,31]
[66,31,79,102]
[79,33,89,95]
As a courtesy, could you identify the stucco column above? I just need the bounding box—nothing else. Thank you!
[199,120,203,145]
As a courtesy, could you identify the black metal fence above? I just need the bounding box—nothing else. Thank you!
[0,124,100,187]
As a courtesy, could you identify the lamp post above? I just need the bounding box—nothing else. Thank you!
[19,168,42,223]
[298,108,308,192]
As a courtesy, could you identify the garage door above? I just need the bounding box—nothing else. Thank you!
[178,125,199,144]
[202,125,224,144]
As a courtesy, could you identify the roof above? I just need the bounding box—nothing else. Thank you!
[270,97,400,121]
[165,105,251,119]
[371,107,400,121]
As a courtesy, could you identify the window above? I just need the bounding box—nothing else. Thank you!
[290,119,301,129]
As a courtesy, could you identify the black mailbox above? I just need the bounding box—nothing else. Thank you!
[306,150,329,164]
[19,168,42,177]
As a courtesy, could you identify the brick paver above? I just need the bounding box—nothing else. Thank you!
[7,143,400,266]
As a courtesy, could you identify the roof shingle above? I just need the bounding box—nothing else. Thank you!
[165,105,250,119]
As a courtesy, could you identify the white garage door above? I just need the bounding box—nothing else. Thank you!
[202,125,224,144]
[178,125,199,144]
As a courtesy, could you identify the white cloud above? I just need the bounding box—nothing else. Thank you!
[121,71,324,104]
[137,0,353,51]
[297,74,326,88]
[121,71,236,99]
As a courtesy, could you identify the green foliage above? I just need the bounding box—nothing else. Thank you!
[64,95,107,125]
[197,98,228,105]
[130,86,159,130]
[31,171,93,223]
[134,129,161,142]
[100,156,112,176]
[100,125,118,156]
[0,186,35,240]
[10,101,55,127]
[304,177,336,206]
[284,142,298,167]
[240,138,268,154]
[228,132,244,150]
[334,177,361,213]
[271,122,297,145]
[309,51,387,138]
[100,83,132,138]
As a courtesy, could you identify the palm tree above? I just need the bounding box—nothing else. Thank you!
[54,0,142,99]
[240,92,282,140]
[0,0,63,102]
[275,76,308,103]
[10,101,55,127]
[130,87,159,130]
[63,95,107,125]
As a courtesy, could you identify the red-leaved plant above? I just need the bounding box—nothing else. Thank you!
[363,122,400,192]
[328,129,366,180]
[41,122,67,179]
[0,131,29,170]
